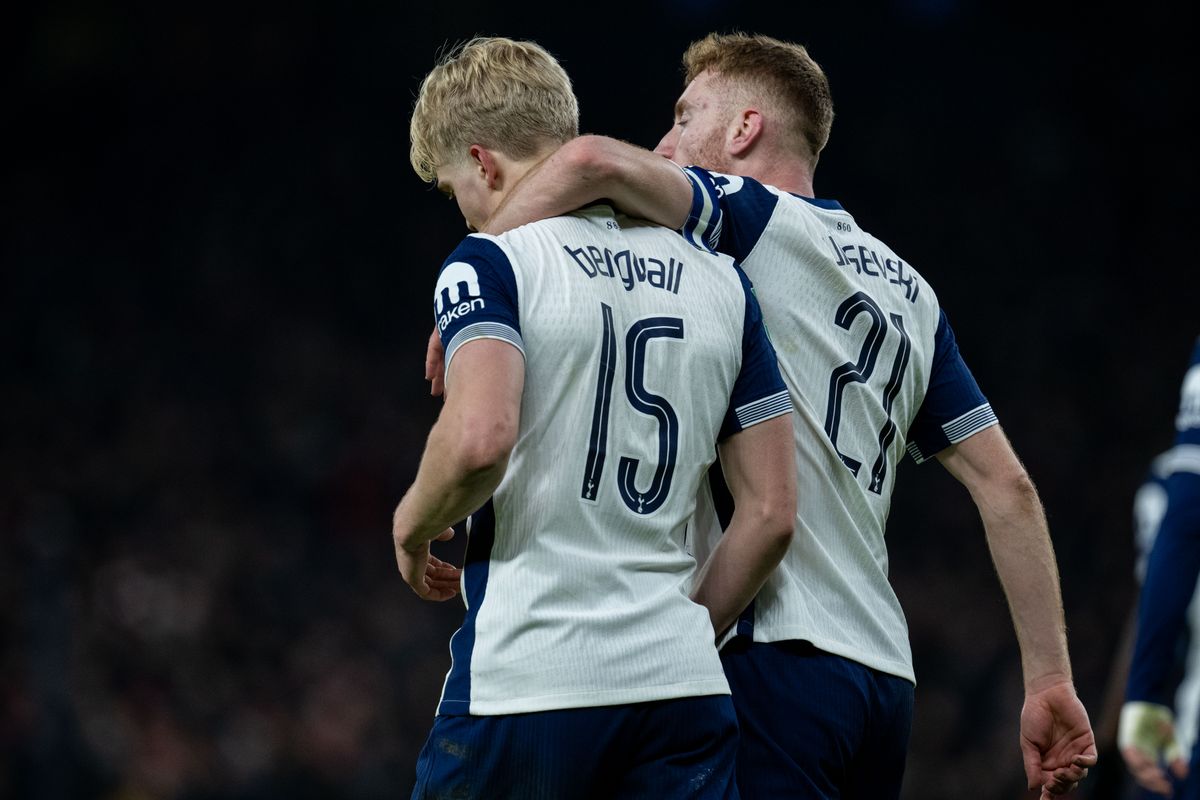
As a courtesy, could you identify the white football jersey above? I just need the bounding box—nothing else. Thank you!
[683,168,998,683]
[432,204,791,715]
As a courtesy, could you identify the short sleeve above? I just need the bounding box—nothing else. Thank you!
[905,310,998,463]
[720,267,792,439]
[434,234,524,377]
[680,167,780,263]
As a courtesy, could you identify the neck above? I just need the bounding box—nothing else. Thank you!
[729,150,816,198]
[488,145,560,215]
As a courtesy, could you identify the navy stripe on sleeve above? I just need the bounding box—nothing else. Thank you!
[906,310,996,463]
[720,267,791,439]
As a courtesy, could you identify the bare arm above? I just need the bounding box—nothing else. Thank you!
[483,135,694,234]
[393,340,524,596]
[937,424,1097,796]
[690,415,796,638]
[937,424,1070,686]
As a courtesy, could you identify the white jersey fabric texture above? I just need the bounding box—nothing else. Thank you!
[432,204,791,715]
[683,168,999,684]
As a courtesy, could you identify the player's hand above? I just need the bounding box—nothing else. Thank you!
[425,553,462,599]
[1119,701,1188,796]
[425,327,445,397]
[395,527,457,600]
[1020,679,1099,798]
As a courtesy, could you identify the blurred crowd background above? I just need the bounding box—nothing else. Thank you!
[4,2,1197,798]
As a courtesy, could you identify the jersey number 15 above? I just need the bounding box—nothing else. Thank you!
[581,303,682,515]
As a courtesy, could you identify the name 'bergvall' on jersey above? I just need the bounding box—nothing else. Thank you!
[563,243,685,294]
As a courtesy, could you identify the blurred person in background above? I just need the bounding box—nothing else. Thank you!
[1097,450,1199,799]
[1122,337,1200,797]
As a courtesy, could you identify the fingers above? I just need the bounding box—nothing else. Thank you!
[1041,763,1089,796]
[1021,739,1045,790]
[433,527,456,542]
[426,328,446,397]
[1122,745,1175,796]
[429,554,460,573]
[425,570,462,595]
[1170,756,1189,781]
[424,553,462,599]
[420,582,460,601]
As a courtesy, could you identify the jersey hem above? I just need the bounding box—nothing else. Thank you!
[438,678,731,716]
[729,629,916,685]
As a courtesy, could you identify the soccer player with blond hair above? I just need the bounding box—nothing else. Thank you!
[397,36,798,798]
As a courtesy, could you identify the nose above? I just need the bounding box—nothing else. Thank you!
[654,127,677,159]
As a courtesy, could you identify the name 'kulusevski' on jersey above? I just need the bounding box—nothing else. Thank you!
[432,203,791,716]
[682,166,998,683]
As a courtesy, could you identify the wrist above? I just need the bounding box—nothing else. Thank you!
[392,501,433,552]
[1025,670,1074,695]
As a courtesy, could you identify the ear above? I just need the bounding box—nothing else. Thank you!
[469,145,502,190]
[727,109,764,157]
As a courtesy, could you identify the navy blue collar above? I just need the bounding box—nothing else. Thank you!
[790,193,844,211]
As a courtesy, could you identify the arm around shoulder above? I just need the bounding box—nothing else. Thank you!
[484,135,694,234]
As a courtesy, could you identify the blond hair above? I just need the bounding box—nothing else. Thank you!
[409,37,579,183]
[682,32,834,164]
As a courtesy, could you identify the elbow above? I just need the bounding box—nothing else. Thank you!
[453,414,517,475]
[565,135,621,185]
[970,461,1042,521]
[766,507,796,559]
[997,464,1039,506]
[755,496,796,561]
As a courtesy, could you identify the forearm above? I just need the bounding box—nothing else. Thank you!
[483,135,692,234]
[392,417,509,550]
[691,507,791,637]
[692,416,796,637]
[977,475,1072,689]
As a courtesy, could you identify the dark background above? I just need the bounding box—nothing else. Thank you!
[3,1,1197,798]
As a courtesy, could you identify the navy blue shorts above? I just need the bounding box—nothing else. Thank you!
[720,639,914,799]
[411,694,740,800]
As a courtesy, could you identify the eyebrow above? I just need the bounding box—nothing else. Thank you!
[674,98,688,117]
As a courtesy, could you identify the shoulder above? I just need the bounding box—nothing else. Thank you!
[684,167,778,208]
[442,233,512,267]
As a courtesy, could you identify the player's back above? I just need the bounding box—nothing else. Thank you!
[683,169,998,682]
[433,204,789,714]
